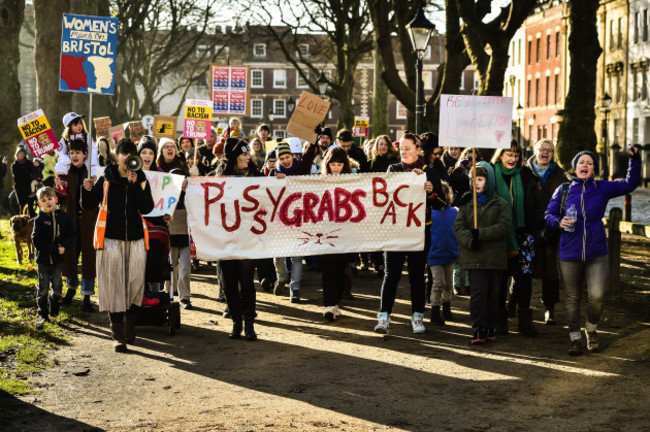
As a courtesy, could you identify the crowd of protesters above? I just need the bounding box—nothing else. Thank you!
[3,112,642,356]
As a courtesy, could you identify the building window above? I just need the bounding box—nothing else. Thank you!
[273,130,286,140]
[618,17,623,49]
[616,72,621,103]
[273,70,286,88]
[511,41,515,66]
[396,101,407,119]
[297,44,309,58]
[614,118,621,143]
[536,37,540,62]
[643,69,648,100]
[196,44,210,58]
[633,69,639,101]
[518,39,521,64]
[610,20,615,51]
[253,43,266,58]
[635,12,640,44]
[251,70,263,88]
[273,99,286,118]
[555,31,560,57]
[473,72,479,91]
[460,71,465,90]
[633,118,639,143]
[529,125,534,142]
[535,78,539,106]
[296,70,309,88]
[527,40,532,65]
[546,35,551,60]
[422,70,433,90]
[545,76,550,105]
[554,74,560,104]
[423,46,432,61]
[527,79,531,107]
[251,99,263,118]
[517,79,521,106]
[214,45,230,59]
[644,10,649,42]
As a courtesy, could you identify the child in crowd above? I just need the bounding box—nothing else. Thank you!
[271,140,317,303]
[262,149,277,175]
[454,162,511,345]
[30,158,44,197]
[427,182,459,325]
[320,147,355,321]
[32,187,74,328]
[56,140,98,312]
[55,113,99,181]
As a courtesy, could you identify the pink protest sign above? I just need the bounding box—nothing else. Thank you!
[183,99,213,140]
[439,94,513,149]
[17,109,60,158]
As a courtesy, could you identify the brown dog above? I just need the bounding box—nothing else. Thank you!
[10,215,35,265]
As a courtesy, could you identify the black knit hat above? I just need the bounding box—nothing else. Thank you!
[321,127,333,141]
[224,137,249,160]
[138,135,157,155]
[571,150,599,174]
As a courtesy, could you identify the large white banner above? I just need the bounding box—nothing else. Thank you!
[439,94,513,149]
[185,173,427,260]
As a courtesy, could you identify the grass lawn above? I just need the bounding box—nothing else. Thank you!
[0,217,87,399]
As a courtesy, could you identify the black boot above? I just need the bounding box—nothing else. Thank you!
[244,319,258,341]
[229,319,243,339]
[507,296,517,318]
[61,288,75,306]
[495,309,509,335]
[109,313,128,353]
[442,302,453,321]
[49,294,61,317]
[82,295,95,313]
[124,307,138,344]
[518,308,539,336]
[430,305,445,325]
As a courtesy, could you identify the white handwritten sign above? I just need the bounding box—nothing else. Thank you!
[185,172,426,260]
[143,170,185,217]
[439,94,513,149]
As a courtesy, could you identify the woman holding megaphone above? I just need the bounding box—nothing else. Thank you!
[82,138,154,353]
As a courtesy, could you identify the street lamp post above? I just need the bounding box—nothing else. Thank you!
[317,71,330,127]
[406,2,435,135]
[516,103,523,144]
[268,109,275,139]
[287,96,296,114]
[601,92,612,179]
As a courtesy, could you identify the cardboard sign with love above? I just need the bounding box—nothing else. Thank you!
[286,91,331,143]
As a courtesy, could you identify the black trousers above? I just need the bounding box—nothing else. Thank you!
[220,259,256,321]
[469,269,503,328]
[255,258,276,283]
[321,254,352,307]
[380,250,426,315]
[541,278,560,306]
[500,257,532,310]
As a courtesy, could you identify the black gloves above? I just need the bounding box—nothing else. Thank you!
[630,145,641,160]
[470,228,480,250]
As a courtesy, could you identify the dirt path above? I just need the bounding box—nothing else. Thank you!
[3,236,650,432]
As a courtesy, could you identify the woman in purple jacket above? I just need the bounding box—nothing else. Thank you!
[545,147,641,356]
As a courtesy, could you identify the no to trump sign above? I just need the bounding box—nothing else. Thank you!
[439,94,513,148]
[183,99,213,140]
[60,14,118,95]
[185,172,426,260]
[17,109,60,158]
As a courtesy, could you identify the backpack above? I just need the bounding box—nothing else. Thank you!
[544,182,571,247]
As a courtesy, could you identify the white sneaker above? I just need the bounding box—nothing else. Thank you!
[411,312,426,334]
[323,306,336,322]
[332,305,342,318]
[374,312,391,334]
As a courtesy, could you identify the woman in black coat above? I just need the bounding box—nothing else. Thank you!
[11,146,35,216]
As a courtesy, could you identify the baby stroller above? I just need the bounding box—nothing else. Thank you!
[135,222,181,335]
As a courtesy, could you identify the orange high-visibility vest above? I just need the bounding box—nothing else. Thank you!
[93,181,150,250]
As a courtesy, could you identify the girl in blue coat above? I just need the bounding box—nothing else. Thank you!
[545,147,641,356]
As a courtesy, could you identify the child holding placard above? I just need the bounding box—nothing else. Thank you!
[55,113,100,188]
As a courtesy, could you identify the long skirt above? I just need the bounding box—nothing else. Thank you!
[96,238,147,313]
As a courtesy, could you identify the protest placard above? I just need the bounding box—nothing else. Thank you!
[108,125,125,148]
[185,172,425,260]
[128,121,146,142]
[59,14,118,95]
[264,139,277,153]
[94,116,112,138]
[439,94,513,149]
[143,170,185,217]
[17,109,60,158]
[183,99,213,140]
[153,115,177,140]
[286,91,331,143]
[211,64,250,116]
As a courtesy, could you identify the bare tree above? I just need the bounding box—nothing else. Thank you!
[556,0,601,168]
[0,0,25,157]
[245,0,374,130]
[109,0,229,122]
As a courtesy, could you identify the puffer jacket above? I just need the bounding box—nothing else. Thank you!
[545,157,641,262]
[427,205,460,266]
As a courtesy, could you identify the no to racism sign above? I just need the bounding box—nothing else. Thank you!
[183,99,212,140]
[439,94,513,149]
[185,172,426,260]
[60,14,118,95]
[17,109,60,158]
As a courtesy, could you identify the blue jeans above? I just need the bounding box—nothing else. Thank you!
[274,256,303,291]
[559,255,608,333]
[37,261,64,317]
[67,273,95,296]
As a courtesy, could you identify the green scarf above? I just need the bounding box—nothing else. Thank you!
[494,163,525,252]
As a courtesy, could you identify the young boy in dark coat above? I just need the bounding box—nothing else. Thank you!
[32,187,74,328]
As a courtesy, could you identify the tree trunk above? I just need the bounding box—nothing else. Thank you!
[0,0,25,157]
[372,37,388,137]
[556,0,601,168]
[484,41,510,96]
[34,0,73,139]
